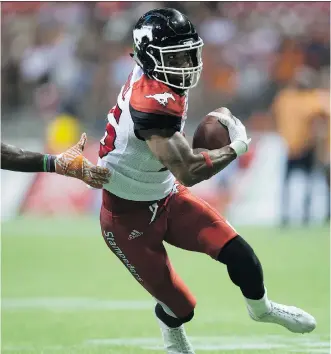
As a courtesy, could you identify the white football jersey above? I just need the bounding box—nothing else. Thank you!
[97,65,188,201]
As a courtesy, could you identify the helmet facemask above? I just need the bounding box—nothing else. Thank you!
[146,38,203,90]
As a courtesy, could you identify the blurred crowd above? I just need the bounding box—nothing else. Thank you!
[2,2,329,129]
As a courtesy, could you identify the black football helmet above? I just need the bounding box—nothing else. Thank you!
[131,8,203,90]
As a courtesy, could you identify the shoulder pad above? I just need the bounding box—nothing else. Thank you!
[130,75,185,117]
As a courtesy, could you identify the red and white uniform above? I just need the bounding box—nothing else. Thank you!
[98,65,237,319]
[98,64,188,201]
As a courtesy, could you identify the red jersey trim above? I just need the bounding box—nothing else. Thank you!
[130,75,185,117]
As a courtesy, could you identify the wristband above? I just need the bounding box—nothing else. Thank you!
[43,154,48,172]
[49,155,56,172]
[229,140,248,157]
[200,151,213,168]
[43,154,56,172]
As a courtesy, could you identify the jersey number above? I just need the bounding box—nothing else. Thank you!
[99,104,122,158]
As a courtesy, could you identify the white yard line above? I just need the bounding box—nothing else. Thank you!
[1,299,330,353]
[290,351,330,354]
[2,335,330,353]
[1,297,153,310]
[2,344,70,352]
[86,335,331,353]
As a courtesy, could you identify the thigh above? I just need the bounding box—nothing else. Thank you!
[100,205,196,317]
[166,184,237,259]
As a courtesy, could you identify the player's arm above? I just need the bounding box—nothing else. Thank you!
[130,83,249,186]
[138,108,250,187]
[1,134,111,189]
[140,128,237,186]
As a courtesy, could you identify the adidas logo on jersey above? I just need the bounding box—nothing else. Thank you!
[145,92,175,106]
[129,229,144,240]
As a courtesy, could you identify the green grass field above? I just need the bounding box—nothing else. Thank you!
[1,217,330,354]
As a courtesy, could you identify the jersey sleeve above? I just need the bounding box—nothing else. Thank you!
[129,75,185,139]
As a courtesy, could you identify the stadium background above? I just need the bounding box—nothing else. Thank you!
[1,2,330,354]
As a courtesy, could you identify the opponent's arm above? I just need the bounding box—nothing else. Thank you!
[140,108,250,187]
[1,143,50,172]
[1,134,111,189]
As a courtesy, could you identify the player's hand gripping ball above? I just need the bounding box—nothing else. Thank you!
[192,107,251,156]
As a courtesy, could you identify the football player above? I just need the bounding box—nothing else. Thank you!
[2,133,110,188]
[98,8,316,353]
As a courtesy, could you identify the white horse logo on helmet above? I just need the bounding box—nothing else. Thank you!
[133,26,153,49]
[145,92,176,106]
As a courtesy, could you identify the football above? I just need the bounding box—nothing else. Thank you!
[192,108,231,151]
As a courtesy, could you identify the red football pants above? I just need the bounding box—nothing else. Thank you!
[100,184,237,318]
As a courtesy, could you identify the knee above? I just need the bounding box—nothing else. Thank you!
[217,235,260,266]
